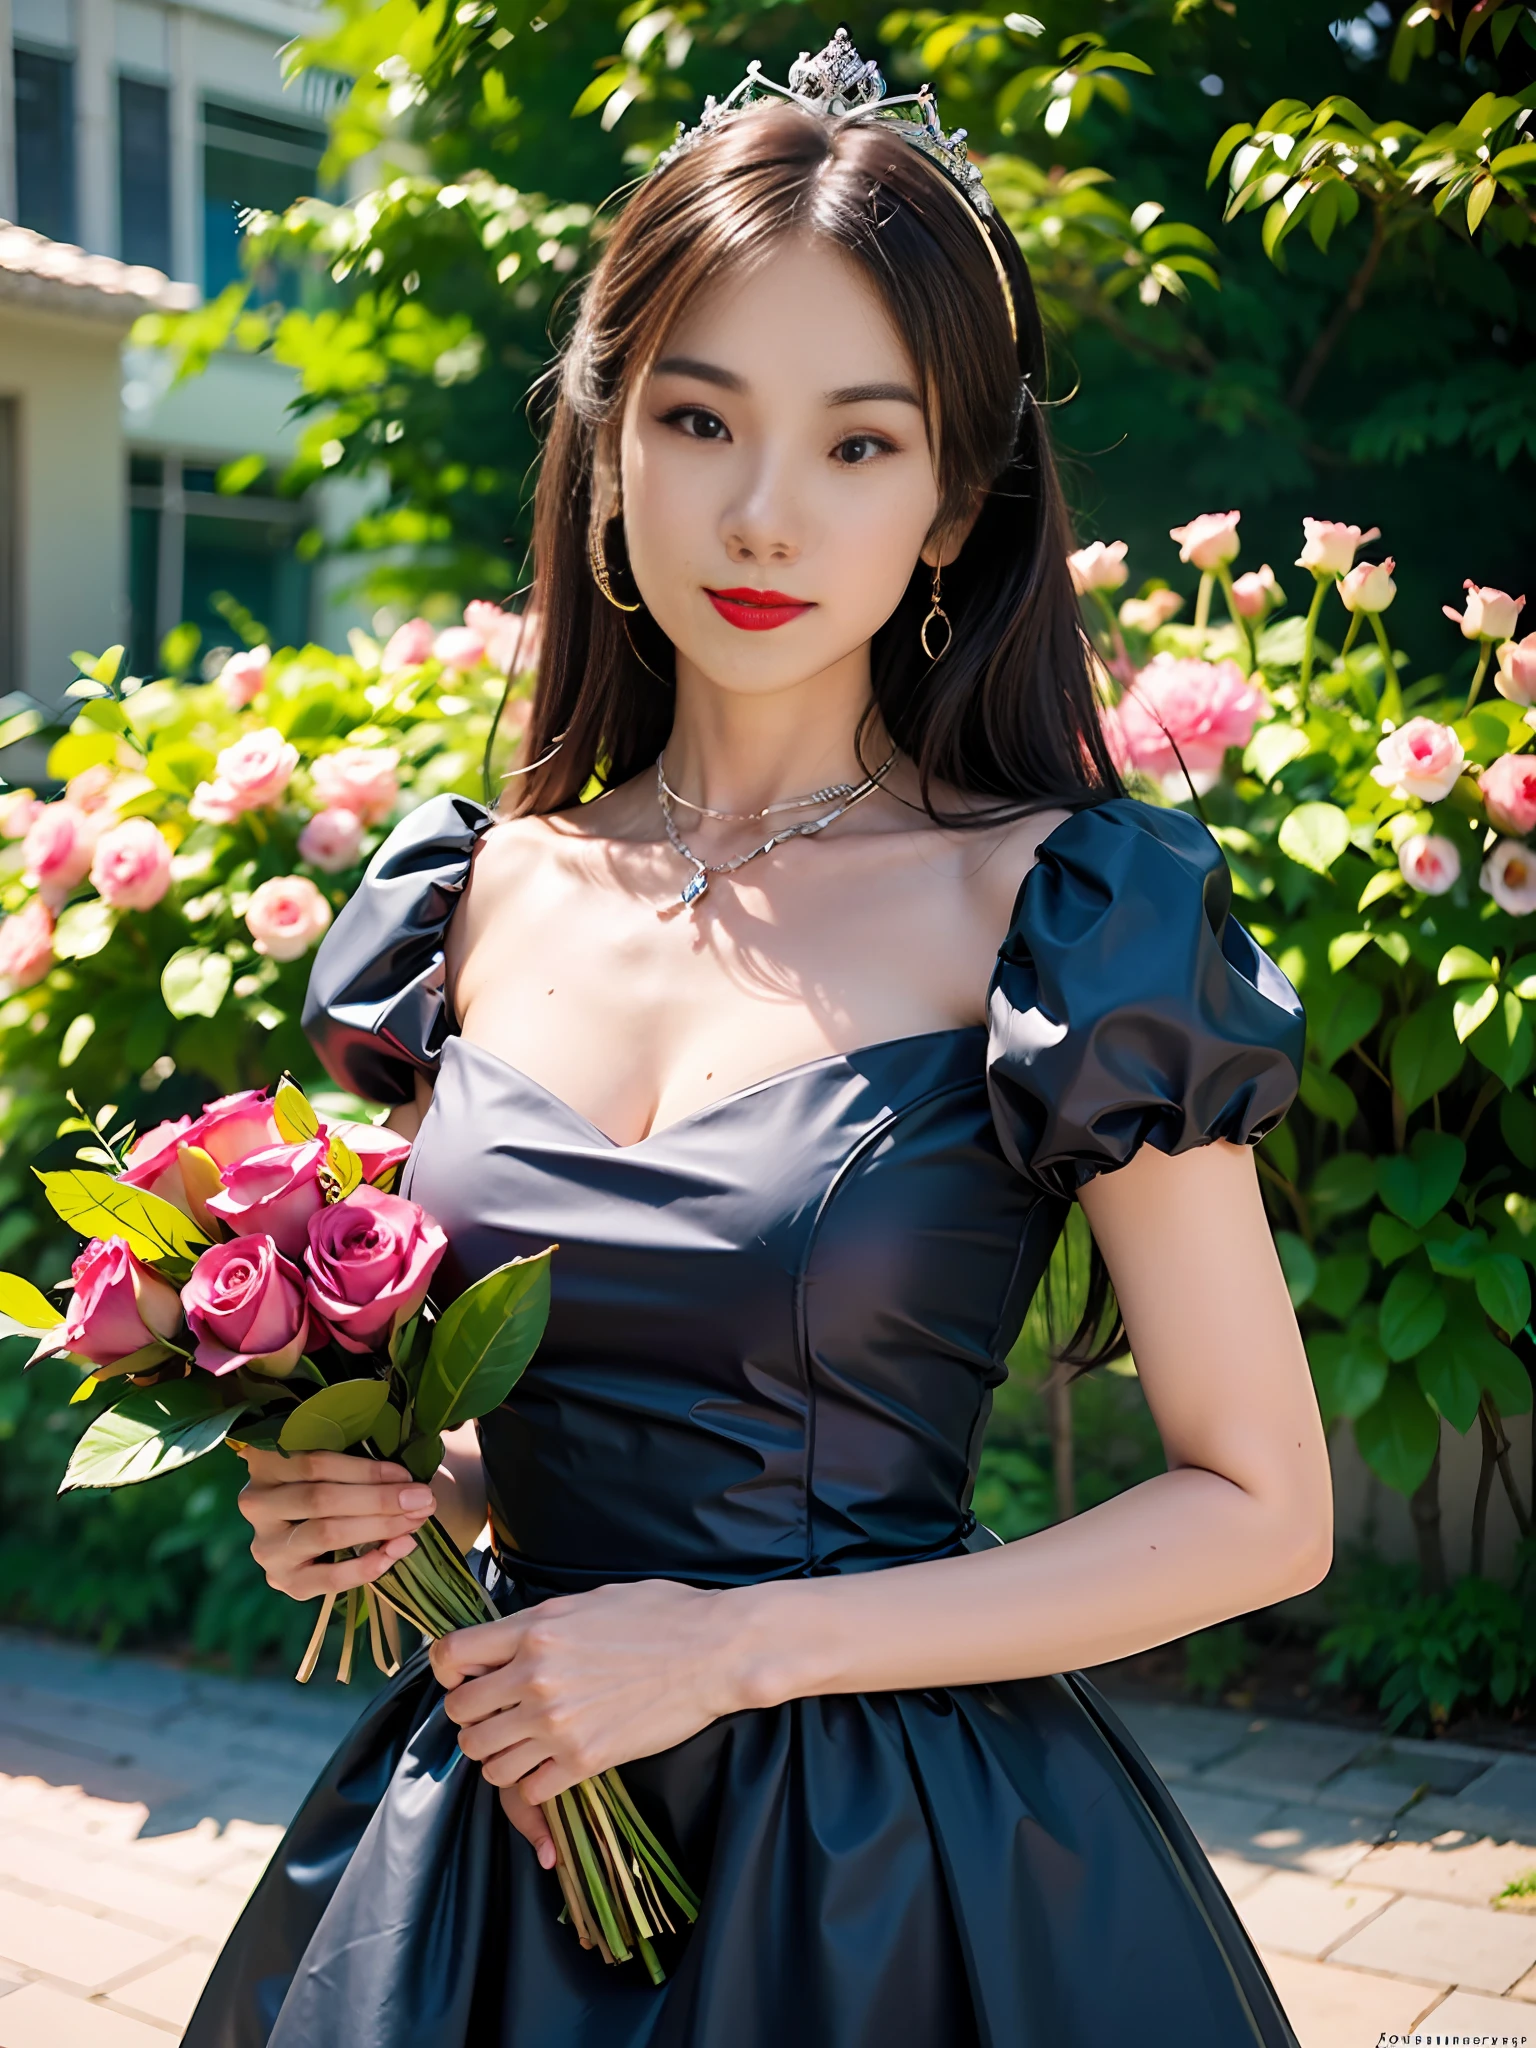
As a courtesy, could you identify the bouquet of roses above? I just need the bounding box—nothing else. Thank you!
[0,1077,697,1979]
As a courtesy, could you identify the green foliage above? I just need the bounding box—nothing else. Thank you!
[1317,1545,1536,1732]
[1183,1620,1253,1700]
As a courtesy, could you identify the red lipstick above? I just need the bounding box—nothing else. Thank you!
[706,587,815,631]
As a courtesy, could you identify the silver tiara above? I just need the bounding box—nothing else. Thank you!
[652,27,995,223]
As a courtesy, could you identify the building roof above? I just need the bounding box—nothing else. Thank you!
[0,222,199,324]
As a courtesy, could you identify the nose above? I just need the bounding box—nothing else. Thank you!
[721,452,801,569]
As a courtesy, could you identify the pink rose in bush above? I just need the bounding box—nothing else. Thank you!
[1482,839,1536,916]
[464,600,538,674]
[1399,832,1462,896]
[1495,635,1536,707]
[189,728,299,823]
[0,899,55,989]
[1119,588,1183,634]
[89,818,173,910]
[1067,541,1128,595]
[1295,519,1380,577]
[1478,754,1536,837]
[1339,558,1396,614]
[1372,718,1465,803]
[1169,511,1240,571]
[183,1236,310,1377]
[304,1186,446,1353]
[1444,581,1525,643]
[66,764,119,814]
[23,802,98,907]
[52,1236,182,1371]
[220,645,270,708]
[382,618,436,672]
[206,1139,328,1258]
[434,626,484,671]
[245,875,332,962]
[298,806,365,873]
[1231,565,1281,619]
[0,788,42,839]
[189,1089,283,1168]
[311,747,399,826]
[1104,654,1267,797]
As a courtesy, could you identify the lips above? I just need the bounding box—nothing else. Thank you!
[706,587,815,632]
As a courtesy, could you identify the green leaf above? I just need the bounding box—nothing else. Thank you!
[1309,976,1383,1071]
[1207,120,1254,185]
[1500,1089,1536,1168]
[1327,932,1373,972]
[371,1401,403,1456]
[278,1379,391,1453]
[1274,1229,1318,1308]
[401,1429,443,1481]
[1278,801,1351,875]
[0,1272,63,1330]
[1358,867,1405,911]
[34,1169,208,1261]
[1427,1228,1489,1277]
[1390,995,1467,1114]
[1308,1330,1388,1423]
[1355,1370,1441,1494]
[61,1378,245,1491]
[161,947,232,1021]
[59,1014,96,1068]
[1311,1151,1378,1220]
[1377,1130,1466,1229]
[1379,1266,1447,1361]
[1298,1062,1358,1130]
[1415,1335,1483,1433]
[1472,1331,1532,1416]
[414,1246,554,1438]
[273,1078,321,1144]
[1244,721,1310,784]
[52,900,117,962]
[1437,944,1498,984]
[1474,1252,1531,1335]
[1369,1212,1423,1266]
[1454,982,1500,1042]
[1469,990,1534,1089]
[1312,1253,1371,1320]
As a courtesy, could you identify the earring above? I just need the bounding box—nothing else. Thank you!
[920,562,952,661]
[588,517,641,613]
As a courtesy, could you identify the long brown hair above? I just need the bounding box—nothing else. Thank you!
[503,100,1120,825]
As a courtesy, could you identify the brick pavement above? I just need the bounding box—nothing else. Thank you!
[1,1629,1534,2044]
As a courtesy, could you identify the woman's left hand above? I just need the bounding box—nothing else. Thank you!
[430,1579,746,1866]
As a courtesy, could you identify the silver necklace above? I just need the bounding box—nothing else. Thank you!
[656,755,864,822]
[655,746,897,909]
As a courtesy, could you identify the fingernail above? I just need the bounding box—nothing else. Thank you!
[399,1486,435,1511]
[539,1841,557,1870]
[389,1536,418,1558]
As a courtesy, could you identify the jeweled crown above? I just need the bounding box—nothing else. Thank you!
[652,27,995,223]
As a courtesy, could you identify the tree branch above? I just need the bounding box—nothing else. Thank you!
[1289,205,1389,413]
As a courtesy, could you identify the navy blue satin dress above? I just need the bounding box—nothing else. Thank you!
[185,793,1306,2048]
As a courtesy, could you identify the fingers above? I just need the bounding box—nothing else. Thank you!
[430,1617,520,1690]
[252,1512,425,1570]
[267,1542,415,1601]
[239,1477,435,1533]
[498,1784,557,1872]
[241,1450,415,1488]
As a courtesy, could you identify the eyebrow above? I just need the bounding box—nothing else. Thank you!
[651,357,922,411]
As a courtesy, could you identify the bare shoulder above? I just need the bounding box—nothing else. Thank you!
[955,803,1077,939]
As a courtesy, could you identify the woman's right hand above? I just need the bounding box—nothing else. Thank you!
[237,1447,438,1601]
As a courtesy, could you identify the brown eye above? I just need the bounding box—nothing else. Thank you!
[833,434,892,466]
[666,407,730,441]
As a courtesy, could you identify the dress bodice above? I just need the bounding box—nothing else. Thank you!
[302,794,1303,1592]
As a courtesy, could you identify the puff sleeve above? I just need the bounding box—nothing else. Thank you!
[986,798,1304,1200]
[301,792,495,1104]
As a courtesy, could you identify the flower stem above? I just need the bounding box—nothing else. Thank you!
[1466,640,1492,715]
[1338,612,1363,662]
[1193,572,1213,633]
[1213,563,1255,674]
[1370,610,1396,685]
[1300,575,1329,708]
[1090,588,1133,686]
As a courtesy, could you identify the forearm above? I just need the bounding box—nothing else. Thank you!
[721,1462,1331,1710]
[433,1423,488,1553]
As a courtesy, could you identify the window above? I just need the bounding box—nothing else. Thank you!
[202,101,325,300]
[14,46,75,243]
[119,76,171,273]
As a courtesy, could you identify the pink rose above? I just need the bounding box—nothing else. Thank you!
[1372,718,1466,803]
[298,806,365,873]
[23,802,99,907]
[1495,635,1536,707]
[0,789,43,838]
[245,875,333,962]
[1482,838,1536,916]
[1296,519,1380,577]
[120,1115,197,1211]
[1478,754,1536,837]
[332,1119,413,1186]
[66,764,119,815]
[1339,558,1396,614]
[1103,653,1267,798]
[1399,833,1461,897]
[206,1138,328,1258]
[0,899,55,990]
[221,645,271,709]
[89,818,173,911]
[189,728,299,822]
[434,626,485,672]
[1118,588,1183,634]
[1067,541,1128,595]
[122,1090,284,1222]
[464,600,539,675]
[1445,582,1525,643]
[182,1235,310,1378]
[192,1089,285,1169]
[310,747,399,826]
[1169,511,1241,571]
[382,618,436,672]
[304,1186,446,1353]
[52,1236,182,1371]
[1231,565,1281,619]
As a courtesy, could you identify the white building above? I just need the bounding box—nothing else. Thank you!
[0,0,365,708]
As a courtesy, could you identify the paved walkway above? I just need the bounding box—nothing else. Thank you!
[1,1631,1535,2044]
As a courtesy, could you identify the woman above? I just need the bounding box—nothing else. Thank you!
[191,37,1328,2047]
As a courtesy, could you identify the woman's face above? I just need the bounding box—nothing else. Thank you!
[619,236,944,699]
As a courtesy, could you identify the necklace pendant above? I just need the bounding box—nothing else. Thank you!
[681,868,709,908]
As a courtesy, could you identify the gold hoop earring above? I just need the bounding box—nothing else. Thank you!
[920,562,952,661]
[589,519,641,613]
